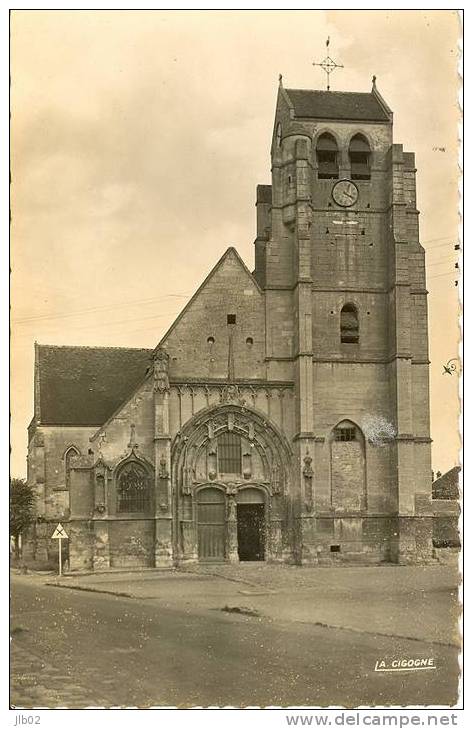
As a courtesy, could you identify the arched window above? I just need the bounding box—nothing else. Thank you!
[217,432,242,475]
[316,133,339,179]
[349,134,371,180]
[64,446,80,490]
[330,420,366,512]
[334,424,357,441]
[116,461,151,513]
[340,304,359,344]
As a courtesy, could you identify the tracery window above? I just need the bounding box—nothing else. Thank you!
[217,432,242,474]
[117,461,151,513]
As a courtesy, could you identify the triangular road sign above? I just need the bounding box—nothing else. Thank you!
[51,523,69,540]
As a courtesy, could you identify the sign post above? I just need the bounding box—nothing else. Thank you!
[51,523,69,576]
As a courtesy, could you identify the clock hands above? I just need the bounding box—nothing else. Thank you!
[332,180,358,207]
[342,184,355,201]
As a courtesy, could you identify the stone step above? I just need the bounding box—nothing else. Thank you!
[317,552,387,566]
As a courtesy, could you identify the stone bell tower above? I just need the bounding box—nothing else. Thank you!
[254,73,432,564]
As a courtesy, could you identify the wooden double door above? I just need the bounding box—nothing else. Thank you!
[197,486,266,562]
[197,487,226,561]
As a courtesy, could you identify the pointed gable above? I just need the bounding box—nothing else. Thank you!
[159,247,266,381]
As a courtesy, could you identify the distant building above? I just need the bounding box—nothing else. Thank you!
[26,76,433,570]
[432,467,461,552]
[432,466,460,501]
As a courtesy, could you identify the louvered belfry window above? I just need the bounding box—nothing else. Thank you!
[316,133,339,179]
[117,462,151,513]
[218,432,242,474]
[349,134,371,180]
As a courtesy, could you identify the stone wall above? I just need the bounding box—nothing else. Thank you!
[108,520,155,568]
[330,441,365,511]
[27,425,97,522]
[161,248,266,381]
[89,378,155,465]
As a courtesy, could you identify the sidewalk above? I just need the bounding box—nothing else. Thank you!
[10,641,111,708]
[17,562,460,648]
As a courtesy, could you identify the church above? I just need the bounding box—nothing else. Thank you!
[26,75,434,570]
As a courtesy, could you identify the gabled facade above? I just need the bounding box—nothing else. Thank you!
[26,78,433,570]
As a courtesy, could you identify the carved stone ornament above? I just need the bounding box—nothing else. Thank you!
[152,348,170,393]
[158,454,169,480]
[182,464,194,495]
[271,463,282,494]
[210,415,227,434]
[128,423,138,450]
[219,384,246,406]
[304,482,313,513]
[303,452,314,480]
[228,496,237,521]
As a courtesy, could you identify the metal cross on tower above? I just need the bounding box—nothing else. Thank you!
[313,37,344,91]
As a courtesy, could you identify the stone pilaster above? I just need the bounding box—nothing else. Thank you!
[93,521,110,570]
[388,145,433,563]
[153,348,173,567]
[227,495,239,563]
[292,136,316,563]
[269,516,284,562]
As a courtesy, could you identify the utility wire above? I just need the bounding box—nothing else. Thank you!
[12,292,192,325]
[421,235,459,245]
[13,239,461,328]
[427,270,459,280]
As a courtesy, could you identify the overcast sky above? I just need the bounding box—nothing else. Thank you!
[11,9,461,478]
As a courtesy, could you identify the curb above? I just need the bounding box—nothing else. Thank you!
[45,582,134,598]
[294,618,460,649]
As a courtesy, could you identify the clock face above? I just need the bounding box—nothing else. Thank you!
[332,179,359,207]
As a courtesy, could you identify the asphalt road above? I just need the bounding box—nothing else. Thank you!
[10,578,459,708]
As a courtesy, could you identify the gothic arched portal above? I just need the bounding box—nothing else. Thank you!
[172,404,293,563]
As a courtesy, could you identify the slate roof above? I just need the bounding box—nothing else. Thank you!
[36,344,153,426]
[285,89,391,122]
[432,466,461,501]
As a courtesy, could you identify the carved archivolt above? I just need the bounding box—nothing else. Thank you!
[172,404,292,497]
